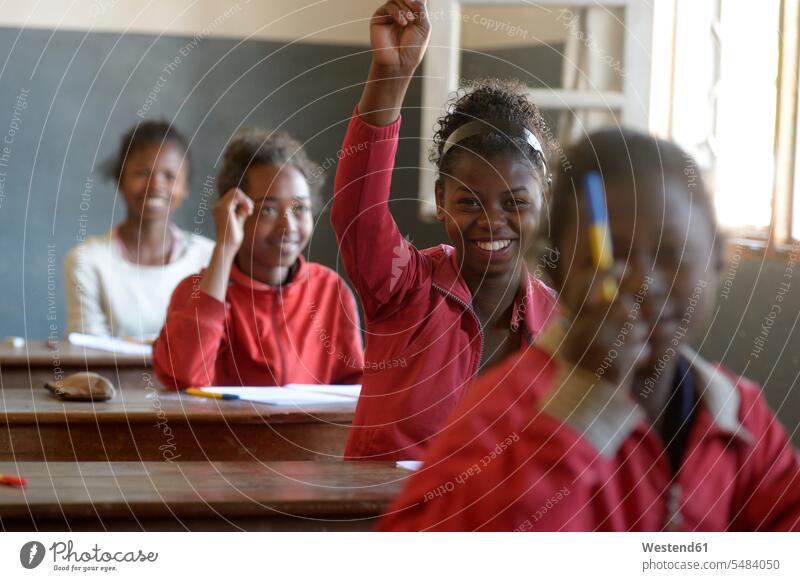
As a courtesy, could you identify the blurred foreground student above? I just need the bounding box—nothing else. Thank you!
[65,121,214,339]
[154,129,363,389]
[331,0,556,461]
[380,129,800,531]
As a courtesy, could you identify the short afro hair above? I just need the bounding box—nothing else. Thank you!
[102,120,190,182]
[431,79,554,185]
[216,127,322,212]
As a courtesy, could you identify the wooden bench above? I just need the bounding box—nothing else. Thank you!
[0,460,410,531]
[0,387,354,461]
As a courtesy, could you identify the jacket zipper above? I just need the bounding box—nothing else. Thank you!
[432,283,485,376]
[272,290,287,386]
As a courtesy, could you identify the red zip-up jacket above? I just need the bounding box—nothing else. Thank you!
[379,324,800,531]
[153,257,363,389]
[331,108,556,461]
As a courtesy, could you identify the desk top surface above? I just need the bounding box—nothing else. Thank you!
[0,387,356,424]
[0,341,151,367]
[0,461,410,520]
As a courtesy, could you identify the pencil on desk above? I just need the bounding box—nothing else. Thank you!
[185,388,240,400]
[0,473,27,487]
[584,170,618,303]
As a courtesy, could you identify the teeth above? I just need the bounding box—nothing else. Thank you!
[475,240,511,251]
[145,198,167,207]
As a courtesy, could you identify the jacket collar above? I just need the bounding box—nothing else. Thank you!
[535,320,753,458]
[229,254,308,293]
[429,244,555,339]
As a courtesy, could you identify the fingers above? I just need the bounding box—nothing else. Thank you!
[383,1,409,26]
[218,188,254,218]
[232,191,254,224]
[376,0,423,27]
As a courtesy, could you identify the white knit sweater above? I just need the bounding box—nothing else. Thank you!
[64,228,214,339]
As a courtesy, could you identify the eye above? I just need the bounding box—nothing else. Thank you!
[506,198,531,209]
[291,202,311,214]
[260,205,279,217]
[457,197,481,210]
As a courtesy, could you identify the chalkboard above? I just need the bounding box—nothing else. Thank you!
[0,27,434,339]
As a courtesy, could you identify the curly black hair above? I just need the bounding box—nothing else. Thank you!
[536,128,722,285]
[216,127,322,212]
[431,79,554,185]
[102,120,190,182]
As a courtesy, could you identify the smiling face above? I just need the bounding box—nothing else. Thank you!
[555,175,721,368]
[237,164,313,276]
[118,143,189,223]
[435,151,544,283]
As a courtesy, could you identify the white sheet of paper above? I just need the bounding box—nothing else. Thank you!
[396,461,424,471]
[200,385,358,406]
[284,384,361,398]
[68,332,153,356]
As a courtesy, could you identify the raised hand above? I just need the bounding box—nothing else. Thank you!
[214,187,254,252]
[359,1,431,126]
[559,264,652,386]
[370,0,430,74]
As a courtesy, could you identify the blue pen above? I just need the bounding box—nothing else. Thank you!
[584,170,617,302]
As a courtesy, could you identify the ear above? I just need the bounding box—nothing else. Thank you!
[434,179,446,223]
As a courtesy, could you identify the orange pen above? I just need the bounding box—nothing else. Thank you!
[0,473,27,487]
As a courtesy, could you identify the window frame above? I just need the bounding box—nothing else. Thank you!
[417,0,657,219]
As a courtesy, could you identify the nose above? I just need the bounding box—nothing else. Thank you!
[275,207,299,236]
[475,200,507,232]
[620,255,670,317]
[148,171,169,194]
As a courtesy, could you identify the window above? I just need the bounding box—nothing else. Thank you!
[670,0,784,244]
[418,0,656,218]
[417,0,797,251]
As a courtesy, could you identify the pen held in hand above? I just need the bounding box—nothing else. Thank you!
[584,170,618,303]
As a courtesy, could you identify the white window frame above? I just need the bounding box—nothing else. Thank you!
[418,0,659,219]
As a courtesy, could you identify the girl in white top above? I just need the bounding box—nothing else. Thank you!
[65,121,214,339]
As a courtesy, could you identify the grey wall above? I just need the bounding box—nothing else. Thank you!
[699,251,800,443]
[0,27,442,341]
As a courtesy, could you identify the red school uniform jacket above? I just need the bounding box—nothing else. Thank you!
[379,324,800,531]
[330,108,557,461]
[153,257,363,389]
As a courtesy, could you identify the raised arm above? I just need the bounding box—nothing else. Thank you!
[330,0,431,320]
[359,0,430,126]
[199,187,253,301]
[152,188,253,389]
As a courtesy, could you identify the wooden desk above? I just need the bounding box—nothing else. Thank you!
[1,388,354,461]
[0,341,154,390]
[0,461,409,531]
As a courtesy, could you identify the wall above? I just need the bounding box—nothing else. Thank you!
[700,249,800,443]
